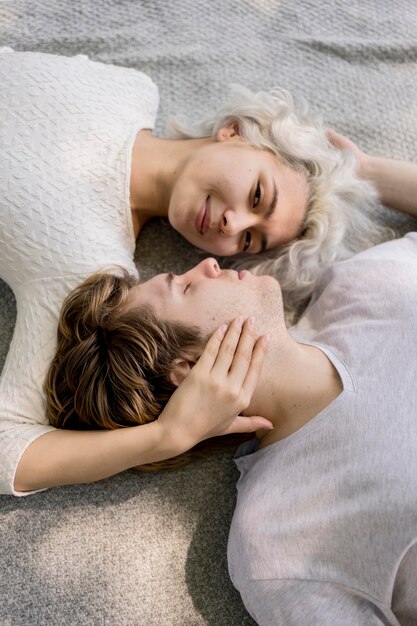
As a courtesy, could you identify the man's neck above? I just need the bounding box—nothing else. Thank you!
[247,338,343,448]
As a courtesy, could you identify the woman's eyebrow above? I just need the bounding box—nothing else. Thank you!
[266,180,278,219]
[166,273,174,294]
[260,180,278,252]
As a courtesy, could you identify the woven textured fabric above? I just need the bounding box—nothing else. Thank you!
[1,1,417,625]
[0,50,158,495]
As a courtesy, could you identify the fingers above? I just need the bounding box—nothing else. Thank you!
[225,414,273,435]
[194,315,254,379]
[237,336,269,410]
[211,316,247,375]
[226,317,259,384]
[213,317,269,419]
[326,128,357,153]
[192,317,268,413]
[194,323,228,372]
[326,127,336,140]
[326,128,344,149]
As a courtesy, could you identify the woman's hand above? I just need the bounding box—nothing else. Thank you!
[327,128,371,179]
[328,128,417,217]
[156,317,272,454]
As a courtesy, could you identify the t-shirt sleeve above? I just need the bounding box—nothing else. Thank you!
[392,543,417,626]
[239,579,391,626]
[345,231,417,266]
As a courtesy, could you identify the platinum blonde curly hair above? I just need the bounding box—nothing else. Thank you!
[168,86,396,321]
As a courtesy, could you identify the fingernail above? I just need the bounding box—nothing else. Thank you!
[263,334,270,346]
[219,324,228,335]
[249,316,255,329]
[235,316,243,327]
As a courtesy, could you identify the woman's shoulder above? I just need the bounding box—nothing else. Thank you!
[0,48,159,170]
[0,48,159,108]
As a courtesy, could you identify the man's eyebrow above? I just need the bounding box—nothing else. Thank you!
[260,180,278,253]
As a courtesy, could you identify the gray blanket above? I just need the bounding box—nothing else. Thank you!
[1,2,416,624]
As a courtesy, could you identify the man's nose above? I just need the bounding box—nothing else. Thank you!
[181,258,221,281]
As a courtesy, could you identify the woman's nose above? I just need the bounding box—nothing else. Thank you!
[222,208,256,236]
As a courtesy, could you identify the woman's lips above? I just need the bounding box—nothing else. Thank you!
[195,197,210,235]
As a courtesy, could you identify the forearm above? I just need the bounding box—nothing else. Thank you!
[365,155,417,218]
[14,419,179,493]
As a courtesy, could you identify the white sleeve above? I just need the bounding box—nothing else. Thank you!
[239,579,394,626]
[0,284,61,497]
[0,421,55,496]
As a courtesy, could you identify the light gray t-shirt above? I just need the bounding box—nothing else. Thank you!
[228,233,417,626]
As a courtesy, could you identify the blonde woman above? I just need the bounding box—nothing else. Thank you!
[1,49,398,310]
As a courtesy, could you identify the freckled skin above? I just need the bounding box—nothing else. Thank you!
[167,141,309,256]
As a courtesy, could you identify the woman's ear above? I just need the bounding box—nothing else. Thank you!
[169,357,196,387]
[215,121,241,142]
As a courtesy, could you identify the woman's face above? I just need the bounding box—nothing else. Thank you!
[167,135,309,256]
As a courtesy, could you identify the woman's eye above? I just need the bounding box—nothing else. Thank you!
[253,183,261,208]
[243,231,252,252]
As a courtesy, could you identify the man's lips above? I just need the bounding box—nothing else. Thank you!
[195,197,211,235]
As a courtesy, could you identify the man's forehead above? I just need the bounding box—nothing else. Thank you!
[128,277,166,308]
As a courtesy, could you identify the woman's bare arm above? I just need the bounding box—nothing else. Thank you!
[364,157,417,218]
[14,318,270,492]
[327,129,417,218]
[13,420,180,492]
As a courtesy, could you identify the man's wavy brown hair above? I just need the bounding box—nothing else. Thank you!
[44,267,248,470]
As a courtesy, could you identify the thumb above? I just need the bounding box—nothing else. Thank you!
[226,414,273,435]
[326,127,341,147]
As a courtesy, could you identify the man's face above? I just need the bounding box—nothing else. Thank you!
[126,258,284,342]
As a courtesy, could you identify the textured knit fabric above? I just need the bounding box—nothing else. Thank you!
[228,233,417,625]
[0,49,159,496]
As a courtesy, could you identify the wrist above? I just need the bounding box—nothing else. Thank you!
[127,419,185,467]
[361,152,378,183]
[151,416,192,459]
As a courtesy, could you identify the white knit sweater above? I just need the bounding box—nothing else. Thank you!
[0,49,159,495]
